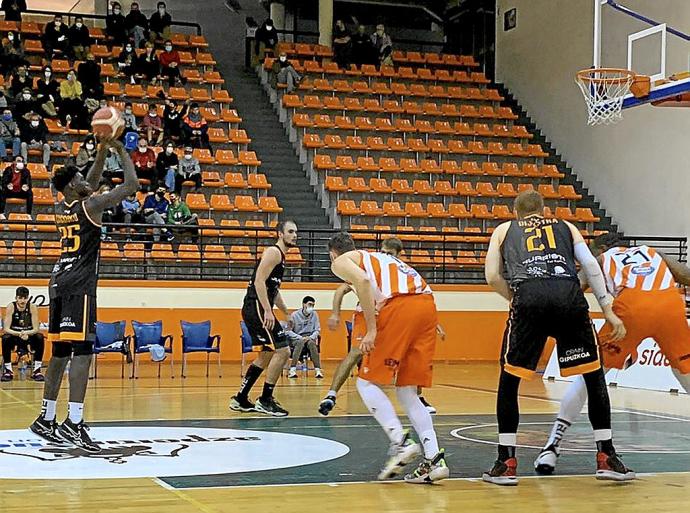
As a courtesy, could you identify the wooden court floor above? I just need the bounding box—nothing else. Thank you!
[0,361,688,513]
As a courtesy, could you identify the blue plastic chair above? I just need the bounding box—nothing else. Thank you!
[181,320,221,378]
[93,320,130,379]
[131,320,174,379]
[240,321,254,377]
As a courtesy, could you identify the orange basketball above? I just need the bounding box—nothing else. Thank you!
[91,106,125,139]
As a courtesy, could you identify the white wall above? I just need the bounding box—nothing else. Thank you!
[496,0,690,237]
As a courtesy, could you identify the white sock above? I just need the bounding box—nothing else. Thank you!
[593,429,612,442]
[356,378,404,445]
[4,363,11,371]
[558,374,588,424]
[328,389,337,397]
[545,418,571,450]
[396,385,439,458]
[68,402,84,424]
[498,433,517,446]
[33,361,42,371]
[41,399,57,421]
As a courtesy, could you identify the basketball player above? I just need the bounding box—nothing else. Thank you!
[535,233,690,474]
[319,237,445,416]
[29,137,138,451]
[2,286,45,382]
[328,232,449,483]
[229,221,297,417]
[482,190,634,485]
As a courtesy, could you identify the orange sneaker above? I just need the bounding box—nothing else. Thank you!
[482,457,518,486]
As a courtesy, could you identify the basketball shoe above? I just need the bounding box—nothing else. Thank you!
[378,429,421,480]
[483,457,518,486]
[404,449,450,483]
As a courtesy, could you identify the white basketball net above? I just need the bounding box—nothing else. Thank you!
[575,69,635,126]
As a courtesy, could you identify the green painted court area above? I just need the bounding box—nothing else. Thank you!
[96,411,690,489]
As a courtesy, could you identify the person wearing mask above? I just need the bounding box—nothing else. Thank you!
[142,103,164,145]
[155,140,178,191]
[0,87,7,111]
[371,24,393,66]
[166,191,198,243]
[175,145,201,193]
[131,137,156,186]
[135,41,160,85]
[1,0,27,22]
[103,145,124,185]
[1,286,44,382]
[106,1,128,45]
[69,16,91,62]
[43,14,71,61]
[0,108,20,161]
[35,66,60,118]
[332,19,351,69]
[59,70,85,128]
[120,192,142,229]
[1,31,28,77]
[122,102,138,137]
[126,1,149,49]
[75,135,97,172]
[351,24,374,66]
[271,52,301,93]
[142,186,171,242]
[254,18,278,63]
[286,296,323,379]
[9,64,30,98]
[117,41,137,84]
[0,155,32,218]
[182,103,210,149]
[158,39,185,87]
[20,114,50,167]
[13,87,35,121]
[149,1,172,43]
[77,53,103,100]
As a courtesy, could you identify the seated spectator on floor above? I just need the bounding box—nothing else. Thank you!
[117,41,137,84]
[254,18,278,63]
[131,137,156,186]
[142,186,172,242]
[0,108,20,161]
[167,191,198,243]
[135,41,160,84]
[175,145,201,193]
[126,1,149,49]
[20,113,50,167]
[106,1,128,45]
[69,16,91,62]
[1,31,28,77]
[35,66,60,118]
[158,39,185,87]
[182,103,210,149]
[351,24,374,66]
[1,286,44,382]
[43,14,71,61]
[0,155,32,218]
[122,102,138,138]
[332,19,351,69]
[271,52,301,93]
[75,134,97,172]
[156,140,178,190]
[103,145,124,184]
[8,64,30,98]
[77,53,103,100]
[142,103,164,145]
[149,1,172,43]
[163,98,185,143]
[59,70,88,129]
[371,24,393,66]
[1,0,27,23]
[286,296,323,379]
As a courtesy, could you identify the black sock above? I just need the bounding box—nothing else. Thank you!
[237,364,263,400]
[498,445,516,461]
[596,439,615,456]
[261,382,275,401]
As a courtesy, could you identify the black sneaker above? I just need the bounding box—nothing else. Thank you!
[229,395,255,412]
[58,419,101,453]
[255,396,289,417]
[1,369,13,382]
[482,457,518,486]
[30,415,65,444]
[596,451,636,481]
[31,369,45,382]
[318,394,336,416]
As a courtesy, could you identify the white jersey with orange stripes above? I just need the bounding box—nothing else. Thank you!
[601,245,676,296]
[357,250,432,310]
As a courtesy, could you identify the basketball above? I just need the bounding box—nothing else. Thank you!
[91,106,125,139]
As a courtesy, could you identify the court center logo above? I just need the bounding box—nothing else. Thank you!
[0,426,350,479]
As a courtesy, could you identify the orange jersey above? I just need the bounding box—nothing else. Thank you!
[602,245,676,296]
[357,250,432,309]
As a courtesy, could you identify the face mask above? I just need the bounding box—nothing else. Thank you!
[22,94,31,100]
[184,154,192,160]
[44,71,51,78]
[76,22,83,28]
[266,25,273,30]
[138,146,147,153]
[279,56,286,62]
[165,147,173,154]
[15,162,24,170]
[156,192,165,198]
[149,111,157,117]
[2,114,11,121]
[165,45,172,51]
[7,35,14,41]
[125,108,132,114]
[30,121,39,127]
[159,8,165,14]
[54,21,61,27]
[304,306,314,314]
[114,8,121,14]
[125,46,132,52]
[86,143,94,150]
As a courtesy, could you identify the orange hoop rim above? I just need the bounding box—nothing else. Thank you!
[576,68,636,83]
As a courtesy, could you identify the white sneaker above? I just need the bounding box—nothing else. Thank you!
[378,430,421,480]
[287,368,298,379]
[534,445,559,475]
[314,368,324,379]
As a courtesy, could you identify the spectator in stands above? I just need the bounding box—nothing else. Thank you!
[149,1,172,43]
[13,87,35,121]
[156,140,178,190]
[35,66,60,118]
[77,53,103,100]
[9,64,30,97]
[103,145,124,185]
[117,41,137,84]
[175,145,201,193]
[1,31,28,77]
[1,286,44,382]
[136,41,160,84]
[167,192,198,243]
[0,87,7,110]
[20,113,50,167]
[75,134,97,172]
[142,186,171,242]
[69,16,92,62]
[142,103,164,145]
[1,0,26,22]
[351,24,374,66]
[286,296,323,379]
[163,98,186,143]
[0,155,32,218]
[332,19,351,69]
[120,191,142,227]
[371,24,393,66]
[126,1,149,49]
[106,1,128,45]
[0,108,20,161]
[254,18,278,63]
[182,103,210,150]
[59,70,87,128]
[271,51,301,93]
[131,137,156,186]
[159,39,185,87]
[43,14,71,61]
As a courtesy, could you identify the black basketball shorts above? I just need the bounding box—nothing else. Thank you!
[242,299,288,350]
[48,294,97,343]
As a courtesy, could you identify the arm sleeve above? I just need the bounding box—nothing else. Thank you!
[574,242,613,308]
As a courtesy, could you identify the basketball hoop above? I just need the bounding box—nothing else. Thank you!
[576,68,635,126]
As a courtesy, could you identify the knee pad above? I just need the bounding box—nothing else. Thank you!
[72,341,94,357]
[52,341,72,358]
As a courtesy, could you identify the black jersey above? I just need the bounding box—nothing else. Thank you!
[501,215,579,287]
[10,302,33,331]
[243,245,285,307]
[49,199,101,297]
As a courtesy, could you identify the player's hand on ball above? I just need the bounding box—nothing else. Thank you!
[262,310,275,330]
[359,330,376,353]
[327,314,340,331]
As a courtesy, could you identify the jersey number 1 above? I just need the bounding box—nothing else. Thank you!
[59,224,81,253]
[525,225,557,252]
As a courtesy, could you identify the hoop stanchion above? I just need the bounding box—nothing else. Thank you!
[576,68,635,126]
